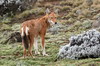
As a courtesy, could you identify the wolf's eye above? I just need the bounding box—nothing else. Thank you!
[55,17,57,18]
[50,17,53,19]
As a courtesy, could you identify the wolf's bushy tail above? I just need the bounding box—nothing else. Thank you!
[22,32,29,49]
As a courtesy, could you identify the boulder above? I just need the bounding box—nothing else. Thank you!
[0,0,37,16]
[5,32,22,43]
[57,29,100,60]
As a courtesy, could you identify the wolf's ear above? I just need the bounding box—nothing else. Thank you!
[54,9,59,15]
[45,8,50,14]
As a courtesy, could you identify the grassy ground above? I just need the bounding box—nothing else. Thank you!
[0,30,100,66]
[1,42,100,66]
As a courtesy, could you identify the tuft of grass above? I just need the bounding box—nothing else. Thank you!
[0,17,11,24]
[54,6,71,13]
[82,9,92,17]
[44,3,53,8]
[73,0,84,7]
[62,12,76,19]
[0,24,12,31]
[60,1,73,6]
[65,18,76,24]
[60,1,68,5]
[82,20,92,29]
[61,6,71,12]
[68,21,82,32]
[11,24,20,31]
[78,15,85,19]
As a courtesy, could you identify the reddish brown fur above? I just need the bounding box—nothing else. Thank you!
[20,12,57,58]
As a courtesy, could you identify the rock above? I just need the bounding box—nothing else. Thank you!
[84,0,93,6]
[93,13,100,21]
[92,20,100,28]
[0,0,37,16]
[76,9,82,15]
[5,32,22,43]
[58,29,100,60]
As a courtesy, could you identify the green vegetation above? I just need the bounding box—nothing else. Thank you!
[1,42,100,66]
[15,8,45,19]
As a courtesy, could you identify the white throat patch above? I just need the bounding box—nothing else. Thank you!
[48,19,55,25]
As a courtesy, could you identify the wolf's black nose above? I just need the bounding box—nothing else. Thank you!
[55,22,57,24]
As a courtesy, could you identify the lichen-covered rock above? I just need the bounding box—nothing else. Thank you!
[0,0,37,16]
[58,29,100,59]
